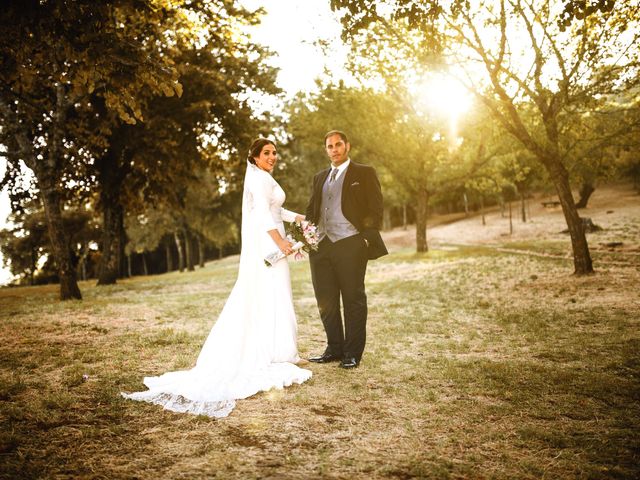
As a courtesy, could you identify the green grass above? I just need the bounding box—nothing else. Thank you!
[0,246,638,479]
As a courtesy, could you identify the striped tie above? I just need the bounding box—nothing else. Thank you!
[329,168,338,183]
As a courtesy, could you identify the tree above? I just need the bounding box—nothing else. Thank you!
[182,167,240,267]
[330,0,640,274]
[293,13,503,252]
[616,99,640,191]
[91,4,275,284]
[286,83,495,252]
[0,211,46,285]
[0,203,98,285]
[0,0,182,298]
[1,0,279,296]
[567,92,640,208]
[125,207,174,276]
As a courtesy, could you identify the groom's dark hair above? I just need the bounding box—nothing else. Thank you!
[324,130,349,146]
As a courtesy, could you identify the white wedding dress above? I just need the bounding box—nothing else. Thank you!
[122,162,312,417]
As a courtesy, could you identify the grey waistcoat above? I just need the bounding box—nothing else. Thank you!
[317,169,359,242]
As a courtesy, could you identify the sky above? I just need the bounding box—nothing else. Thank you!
[0,0,346,285]
[239,0,349,97]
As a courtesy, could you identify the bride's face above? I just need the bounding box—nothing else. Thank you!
[254,144,277,173]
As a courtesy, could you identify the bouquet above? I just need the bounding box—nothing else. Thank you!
[264,221,319,267]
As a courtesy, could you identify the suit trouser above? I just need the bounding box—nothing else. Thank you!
[309,234,369,361]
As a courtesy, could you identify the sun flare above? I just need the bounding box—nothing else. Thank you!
[408,73,472,144]
[411,74,472,120]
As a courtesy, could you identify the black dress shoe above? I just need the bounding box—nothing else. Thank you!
[339,357,359,369]
[308,352,342,363]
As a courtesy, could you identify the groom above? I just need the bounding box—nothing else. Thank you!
[306,130,387,369]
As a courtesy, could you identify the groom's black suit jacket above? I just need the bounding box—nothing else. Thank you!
[305,161,388,260]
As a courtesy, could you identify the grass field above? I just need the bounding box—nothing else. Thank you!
[1,233,639,478]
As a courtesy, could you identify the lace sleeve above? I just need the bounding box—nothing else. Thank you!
[281,208,300,223]
[246,171,278,232]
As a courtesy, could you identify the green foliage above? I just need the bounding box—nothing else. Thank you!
[0,204,99,285]
[117,30,279,214]
[125,208,176,256]
[125,165,240,257]
[330,0,640,191]
[0,0,184,179]
[284,84,445,206]
[328,0,640,272]
[1,0,281,289]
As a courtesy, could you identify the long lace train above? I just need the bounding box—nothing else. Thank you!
[121,162,312,417]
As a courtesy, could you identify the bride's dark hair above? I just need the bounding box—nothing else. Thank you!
[247,137,276,165]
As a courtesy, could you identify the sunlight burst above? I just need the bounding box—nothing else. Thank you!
[409,73,472,142]
[414,75,471,117]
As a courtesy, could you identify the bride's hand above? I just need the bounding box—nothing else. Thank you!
[295,214,305,224]
[277,238,294,256]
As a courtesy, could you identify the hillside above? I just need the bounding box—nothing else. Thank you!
[383,183,640,255]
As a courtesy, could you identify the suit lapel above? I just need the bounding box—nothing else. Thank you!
[317,168,331,196]
[341,162,356,209]
[316,168,332,218]
[319,167,331,188]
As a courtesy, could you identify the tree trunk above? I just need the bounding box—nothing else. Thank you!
[521,191,527,223]
[127,253,132,278]
[575,181,595,209]
[142,252,148,276]
[463,192,469,217]
[547,162,593,274]
[382,207,391,231]
[402,204,408,230]
[118,221,127,278]
[77,242,89,281]
[5,81,82,300]
[184,228,195,272]
[97,198,123,285]
[499,195,506,218]
[174,231,185,272]
[165,240,174,272]
[96,145,127,286]
[480,196,486,226]
[508,200,513,235]
[29,248,37,286]
[415,188,429,253]
[197,235,205,268]
[40,185,82,300]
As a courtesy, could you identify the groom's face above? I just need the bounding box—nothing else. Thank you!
[325,134,350,167]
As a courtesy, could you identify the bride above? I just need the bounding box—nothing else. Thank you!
[122,138,312,418]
